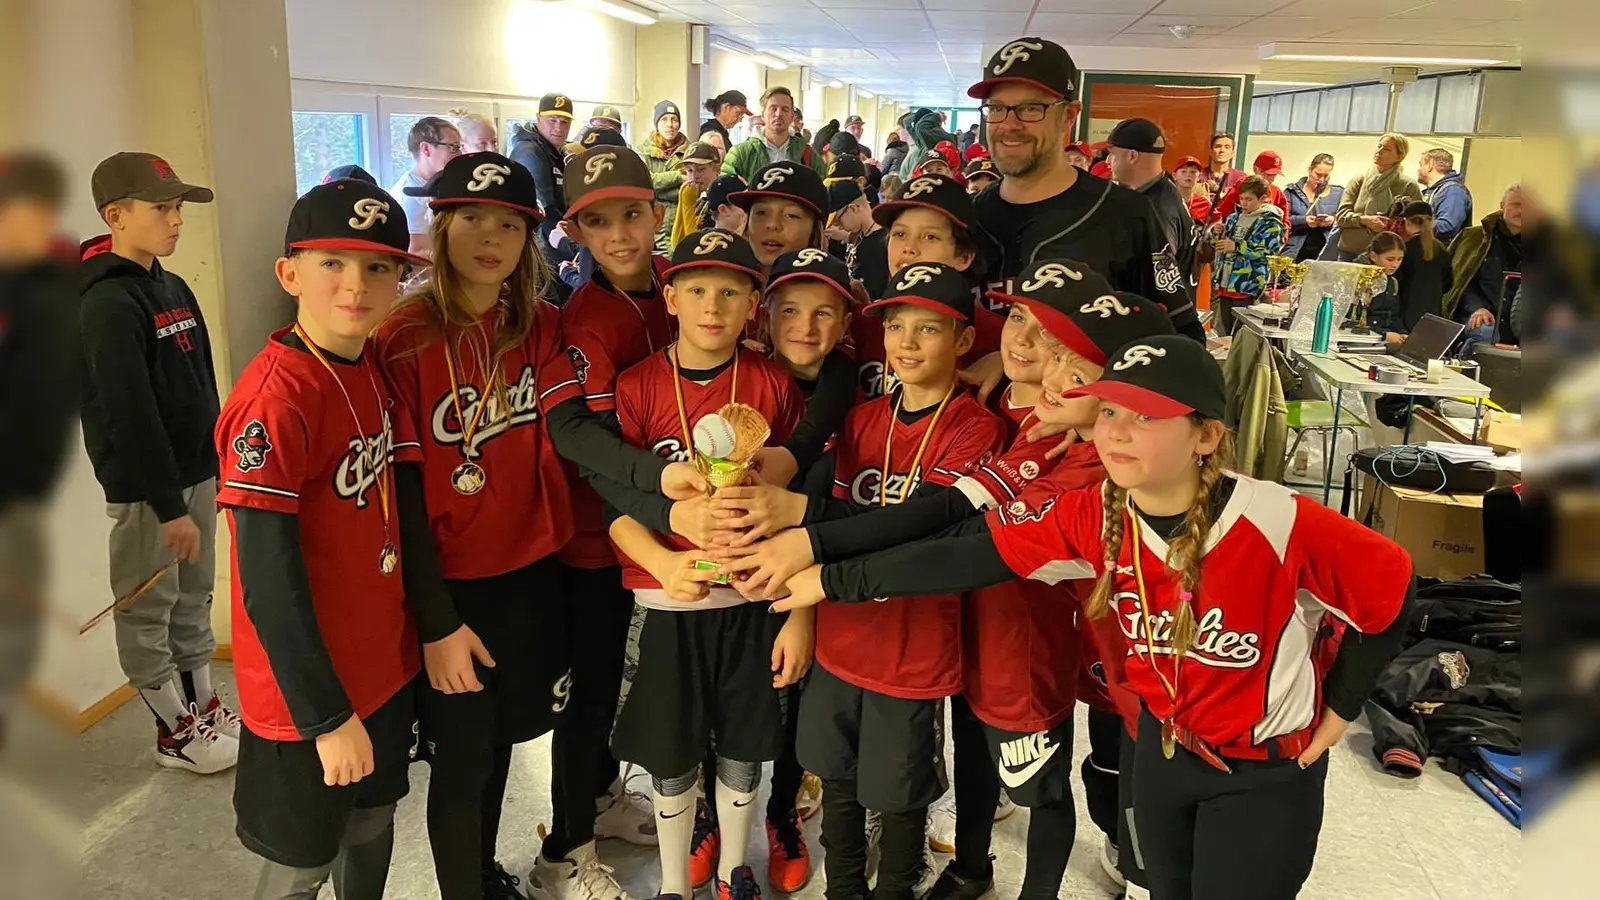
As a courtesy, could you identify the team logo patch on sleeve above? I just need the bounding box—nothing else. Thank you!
[1152,245,1181,294]
[232,420,272,472]
[567,346,590,383]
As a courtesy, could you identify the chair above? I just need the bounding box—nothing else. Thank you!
[1282,400,1366,486]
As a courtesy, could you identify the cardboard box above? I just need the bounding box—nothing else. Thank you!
[1357,477,1486,580]
[1480,410,1522,453]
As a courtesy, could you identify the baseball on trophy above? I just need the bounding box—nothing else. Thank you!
[692,412,738,460]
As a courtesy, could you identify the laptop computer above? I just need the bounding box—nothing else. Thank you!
[1344,313,1466,373]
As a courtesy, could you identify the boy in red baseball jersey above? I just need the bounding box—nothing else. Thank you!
[217,179,428,900]
[774,336,1415,900]
[606,229,808,900]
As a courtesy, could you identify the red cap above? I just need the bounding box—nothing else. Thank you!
[1065,141,1091,156]
[1253,150,1283,176]
[1174,155,1204,172]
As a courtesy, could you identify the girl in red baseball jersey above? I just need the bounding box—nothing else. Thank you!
[376,152,702,900]
[770,335,1415,900]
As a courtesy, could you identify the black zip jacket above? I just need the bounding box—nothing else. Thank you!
[510,124,567,227]
[79,251,220,521]
[1136,173,1204,339]
[0,261,79,509]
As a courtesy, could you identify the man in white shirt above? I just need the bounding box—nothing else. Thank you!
[389,116,462,257]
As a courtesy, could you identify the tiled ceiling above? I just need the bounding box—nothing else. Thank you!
[642,0,1521,106]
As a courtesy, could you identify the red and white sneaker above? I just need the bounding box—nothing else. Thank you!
[765,810,811,893]
[201,695,242,741]
[689,804,720,889]
[716,865,762,900]
[156,706,238,775]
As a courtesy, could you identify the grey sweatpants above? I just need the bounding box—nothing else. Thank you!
[108,479,218,690]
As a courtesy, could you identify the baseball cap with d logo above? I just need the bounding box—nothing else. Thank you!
[284,180,428,266]
[864,262,974,321]
[968,37,1079,100]
[988,260,1174,366]
[663,228,765,286]
[730,161,829,218]
[1062,334,1226,420]
[403,152,541,220]
[563,145,656,219]
[539,93,574,119]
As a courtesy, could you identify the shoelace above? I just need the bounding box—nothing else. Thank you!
[177,704,221,744]
[571,854,623,900]
[612,763,657,819]
[771,812,804,859]
[485,865,522,898]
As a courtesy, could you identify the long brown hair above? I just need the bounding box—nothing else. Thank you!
[1086,420,1236,665]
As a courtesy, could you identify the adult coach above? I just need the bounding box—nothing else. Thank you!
[1105,118,1205,342]
[967,39,1192,339]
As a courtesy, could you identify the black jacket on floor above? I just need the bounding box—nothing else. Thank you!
[78,249,219,521]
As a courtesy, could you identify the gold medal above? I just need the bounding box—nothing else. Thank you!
[379,542,399,576]
[1161,720,1177,760]
[451,461,486,495]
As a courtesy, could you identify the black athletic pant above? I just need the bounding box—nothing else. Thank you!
[819,779,924,900]
[1117,729,1148,889]
[1081,707,1122,839]
[547,564,635,860]
[703,681,804,827]
[1132,710,1328,900]
[949,696,1075,900]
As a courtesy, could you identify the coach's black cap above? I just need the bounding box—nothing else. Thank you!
[284,180,428,266]
[731,161,829,218]
[564,145,655,219]
[873,173,974,230]
[664,228,765,286]
[539,93,575,119]
[711,90,752,115]
[403,152,541,219]
[827,179,864,213]
[865,262,973,321]
[768,248,852,305]
[828,131,861,158]
[969,38,1078,100]
[582,128,630,150]
[827,156,866,182]
[91,152,214,210]
[322,164,377,185]
[988,260,1174,366]
[1064,334,1226,421]
[1107,118,1166,154]
[964,158,1001,182]
[705,174,745,212]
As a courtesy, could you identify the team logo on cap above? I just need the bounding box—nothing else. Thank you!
[896,264,939,291]
[905,177,939,198]
[1113,344,1167,370]
[793,248,828,267]
[232,420,272,472]
[993,40,1045,75]
[349,197,390,230]
[694,231,733,255]
[754,166,791,191]
[150,157,176,179]
[1020,262,1081,292]
[1080,295,1132,318]
[554,95,569,109]
[467,163,511,193]
[584,152,616,185]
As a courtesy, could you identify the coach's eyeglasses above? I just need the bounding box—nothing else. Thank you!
[980,100,1069,124]
[428,141,465,154]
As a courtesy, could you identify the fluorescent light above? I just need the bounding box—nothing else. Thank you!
[749,54,788,69]
[1259,42,1507,66]
[572,0,656,24]
[828,79,844,88]
[858,89,875,99]
[1254,80,1332,87]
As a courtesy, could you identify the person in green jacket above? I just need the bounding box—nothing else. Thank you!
[636,99,689,252]
[720,87,828,184]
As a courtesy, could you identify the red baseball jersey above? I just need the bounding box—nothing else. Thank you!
[559,271,676,567]
[988,474,1411,751]
[613,348,804,594]
[216,329,423,742]
[816,390,1006,699]
[846,302,1004,401]
[377,300,584,580]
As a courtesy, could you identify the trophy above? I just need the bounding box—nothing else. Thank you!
[1266,255,1311,308]
[1351,264,1389,328]
[690,403,771,584]
[1288,261,1382,352]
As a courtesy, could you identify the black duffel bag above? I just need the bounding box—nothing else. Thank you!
[1408,576,1520,652]
[1340,445,1499,516]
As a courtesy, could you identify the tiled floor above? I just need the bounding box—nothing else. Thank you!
[62,664,1520,900]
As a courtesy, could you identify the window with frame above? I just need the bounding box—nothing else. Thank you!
[292,112,365,196]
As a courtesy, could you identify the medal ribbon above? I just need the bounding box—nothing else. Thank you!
[878,384,954,507]
[1128,510,1182,721]
[443,333,505,463]
[292,324,393,543]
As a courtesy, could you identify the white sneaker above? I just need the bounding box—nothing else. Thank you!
[865,809,884,880]
[528,840,631,900]
[1100,839,1126,888]
[155,706,238,775]
[926,795,956,853]
[594,764,659,846]
[201,695,242,741]
[913,842,939,897]
[993,791,1016,823]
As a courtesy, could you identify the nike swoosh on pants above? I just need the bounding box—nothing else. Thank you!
[997,741,1059,790]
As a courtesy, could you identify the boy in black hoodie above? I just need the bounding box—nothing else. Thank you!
[80,152,236,774]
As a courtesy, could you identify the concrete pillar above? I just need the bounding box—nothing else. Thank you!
[634,23,695,140]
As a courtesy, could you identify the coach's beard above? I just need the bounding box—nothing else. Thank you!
[994,137,1050,179]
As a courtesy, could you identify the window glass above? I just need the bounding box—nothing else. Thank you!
[292,112,364,197]
[1267,94,1293,132]
[1395,78,1438,134]
[1317,88,1352,133]
[1434,74,1483,133]
[1290,92,1320,132]
[1349,84,1388,133]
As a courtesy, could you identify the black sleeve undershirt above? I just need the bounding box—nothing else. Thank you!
[820,516,1012,601]
[396,463,461,643]
[548,396,668,494]
[232,506,354,739]
[808,483,979,560]
[1321,572,1416,721]
[576,407,675,534]
[783,349,857,474]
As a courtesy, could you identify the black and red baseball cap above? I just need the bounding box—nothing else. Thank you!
[872,173,974,230]
[767,248,853,306]
[969,37,1078,100]
[731,161,829,218]
[989,260,1173,366]
[563,145,656,219]
[284,179,428,265]
[322,164,377,185]
[664,228,765,286]
[1063,334,1226,420]
[404,152,541,219]
[864,262,973,321]
[964,158,1002,183]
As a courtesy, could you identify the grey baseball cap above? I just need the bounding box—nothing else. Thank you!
[91,152,214,210]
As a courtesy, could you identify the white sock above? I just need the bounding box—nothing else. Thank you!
[1125,883,1152,900]
[182,664,215,706]
[141,681,189,731]
[714,776,757,882]
[653,787,695,897]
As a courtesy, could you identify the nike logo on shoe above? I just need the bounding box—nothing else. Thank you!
[997,731,1059,789]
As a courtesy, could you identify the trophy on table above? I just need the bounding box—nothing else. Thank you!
[1350,264,1389,329]
[690,403,771,584]
[1266,255,1312,312]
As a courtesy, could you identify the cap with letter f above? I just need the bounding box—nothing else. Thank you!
[284,180,428,266]
[1063,334,1226,420]
[989,260,1174,367]
[664,228,766,285]
[563,145,655,219]
[969,37,1078,100]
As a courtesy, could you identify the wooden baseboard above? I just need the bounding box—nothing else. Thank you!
[212,644,232,661]
[25,682,138,733]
